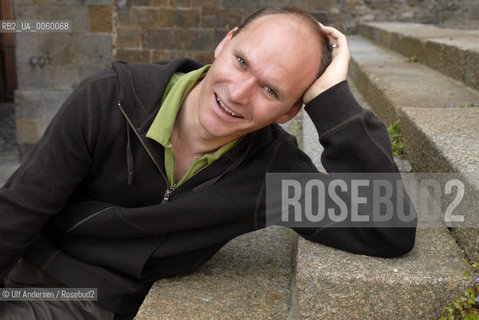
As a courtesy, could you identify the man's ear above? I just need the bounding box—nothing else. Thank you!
[276,102,303,124]
[214,27,239,58]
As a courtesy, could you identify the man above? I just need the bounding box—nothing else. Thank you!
[0,7,416,320]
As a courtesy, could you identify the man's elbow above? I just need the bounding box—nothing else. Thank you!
[381,227,416,258]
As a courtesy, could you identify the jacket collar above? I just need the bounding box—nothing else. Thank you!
[112,58,203,134]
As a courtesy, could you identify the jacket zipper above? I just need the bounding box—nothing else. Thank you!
[117,100,221,203]
[117,101,241,203]
[117,101,172,201]
[163,183,177,202]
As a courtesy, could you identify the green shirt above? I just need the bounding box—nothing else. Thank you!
[146,65,238,188]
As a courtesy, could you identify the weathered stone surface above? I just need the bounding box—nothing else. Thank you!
[0,103,17,154]
[15,118,50,147]
[14,3,90,34]
[296,224,473,319]
[14,3,112,90]
[77,34,113,80]
[158,8,175,27]
[192,51,214,64]
[349,33,479,261]
[15,33,80,89]
[200,8,241,29]
[134,226,296,320]
[89,6,113,33]
[222,0,260,9]
[183,30,214,51]
[143,29,183,49]
[298,68,476,319]
[173,8,200,28]
[359,22,479,91]
[117,7,161,27]
[117,28,142,48]
[152,0,170,7]
[348,35,479,125]
[299,113,474,318]
[14,89,72,120]
[171,0,193,7]
[0,152,20,187]
[401,107,479,260]
[115,49,151,62]
[86,0,113,5]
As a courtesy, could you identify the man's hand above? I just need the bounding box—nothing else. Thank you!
[303,24,351,104]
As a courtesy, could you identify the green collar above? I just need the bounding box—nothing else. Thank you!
[145,64,239,187]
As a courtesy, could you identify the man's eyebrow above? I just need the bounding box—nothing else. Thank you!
[234,48,285,99]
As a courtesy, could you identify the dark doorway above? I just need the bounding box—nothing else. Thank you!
[0,0,17,102]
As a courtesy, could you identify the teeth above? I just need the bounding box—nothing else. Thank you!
[216,96,241,118]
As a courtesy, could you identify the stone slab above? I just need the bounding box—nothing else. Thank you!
[134,226,296,320]
[401,107,479,260]
[358,22,479,91]
[295,173,474,320]
[348,35,479,125]
[297,75,474,319]
[15,89,72,120]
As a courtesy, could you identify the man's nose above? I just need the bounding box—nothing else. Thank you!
[229,74,256,105]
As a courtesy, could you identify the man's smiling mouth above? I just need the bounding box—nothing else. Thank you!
[215,94,243,118]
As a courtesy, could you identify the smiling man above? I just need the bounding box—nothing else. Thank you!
[0,6,416,320]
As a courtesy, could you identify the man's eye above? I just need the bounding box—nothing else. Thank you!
[237,57,246,67]
[266,87,276,96]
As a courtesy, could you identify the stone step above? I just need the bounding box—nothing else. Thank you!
[136,80,475,319]
[358,22,479,91]
[348,34,479,261]
[297,77,475,319]
[348,34,479,126]
[401,107,479,261]
[134,226,297,320]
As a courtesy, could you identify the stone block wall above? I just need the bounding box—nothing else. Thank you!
[112,0,476,66]
[13,0,113,159]
[9,0,478,158]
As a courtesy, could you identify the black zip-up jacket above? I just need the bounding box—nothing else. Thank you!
[0,59,416,316]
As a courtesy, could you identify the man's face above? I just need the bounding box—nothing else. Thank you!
[195,14,321,142]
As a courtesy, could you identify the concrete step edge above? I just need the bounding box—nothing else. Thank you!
[400,107,479,261]
[348,34,479,126]
[296,79,475,319]
[358,22,479,91]
[134,226,297,320]
[348,34,479,261]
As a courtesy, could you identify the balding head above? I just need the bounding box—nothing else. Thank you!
[233,7,333,79]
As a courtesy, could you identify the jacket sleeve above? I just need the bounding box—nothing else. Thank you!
[293,80,417,258]
[0,78,100,281]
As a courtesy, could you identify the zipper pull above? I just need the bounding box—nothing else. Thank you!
[163,183,177,202]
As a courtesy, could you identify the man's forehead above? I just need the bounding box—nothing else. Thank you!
[240,13,310,33]
[230,15,321,95]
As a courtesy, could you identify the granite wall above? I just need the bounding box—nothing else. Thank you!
[8,0,478,158]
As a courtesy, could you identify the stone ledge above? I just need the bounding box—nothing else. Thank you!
[298,80,474,319]
[349,33,479,260]
[358,22,479,91]
[295,176,473,319]
[401,107,479,260]
[134,226,296,320]
[348,35,479,126]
